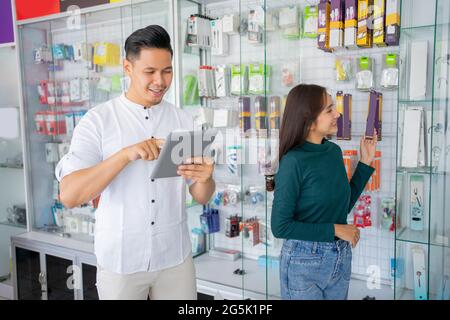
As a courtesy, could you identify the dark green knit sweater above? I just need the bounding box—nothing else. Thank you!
[271,139,374,242]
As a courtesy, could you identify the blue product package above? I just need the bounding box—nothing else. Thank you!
[200,214,210,234]
[52,44,65,60]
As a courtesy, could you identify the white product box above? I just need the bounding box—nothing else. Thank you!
[401,108,423,168]
[409,41,428,100]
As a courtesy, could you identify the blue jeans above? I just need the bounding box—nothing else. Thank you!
[280,239,352,300]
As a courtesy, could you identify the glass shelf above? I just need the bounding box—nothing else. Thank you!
[398,100,433,105]
[430,241,450,249]
[0,221,26,229]
[396,168,434,175]
[0,164,24,170]
[401,25,437,31]
[396,228,430,246]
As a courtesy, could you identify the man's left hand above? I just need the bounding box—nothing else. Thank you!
[177,157,214,184]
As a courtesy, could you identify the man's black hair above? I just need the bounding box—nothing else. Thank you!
[124,25,173,61]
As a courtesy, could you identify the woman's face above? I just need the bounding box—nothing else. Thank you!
[310,94,340,136]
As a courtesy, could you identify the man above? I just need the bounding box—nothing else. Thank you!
[55,25,215,300]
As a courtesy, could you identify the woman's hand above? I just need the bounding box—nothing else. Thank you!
[334,224,360,248]
[360,129,378,166]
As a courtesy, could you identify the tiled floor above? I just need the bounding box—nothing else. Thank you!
[348,278,394,300]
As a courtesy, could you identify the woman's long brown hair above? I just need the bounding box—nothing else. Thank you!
[279,84,327,160]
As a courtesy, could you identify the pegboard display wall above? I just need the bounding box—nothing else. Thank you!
[194,0,399,285]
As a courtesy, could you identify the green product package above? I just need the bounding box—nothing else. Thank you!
[302,5,318,39]
[249,63,271,95]
[183,74,199,106]
[111,74,122,93]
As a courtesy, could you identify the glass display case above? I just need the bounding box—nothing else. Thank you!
[0,43,26,283]
[394,0,450,300]
[16,0,173,243]
[13,0,449,300]
[179,0,400,299]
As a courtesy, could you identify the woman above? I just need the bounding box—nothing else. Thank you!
[271,84,377,300]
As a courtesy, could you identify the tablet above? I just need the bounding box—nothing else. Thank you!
[150,129,218,179]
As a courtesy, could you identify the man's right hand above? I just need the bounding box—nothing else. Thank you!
[334,224,360,248]
[122,138,165,162]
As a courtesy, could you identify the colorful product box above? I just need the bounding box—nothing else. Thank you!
[357,0,373,48]
[385,0,400,46]
[330,0,345,49]
[365,90,382,141]
[343,150,358,180]
[93,42,120,66]
[336,92,352,140]
[344,0,358,48]
[373,0,387,46]
[318,0,331,52]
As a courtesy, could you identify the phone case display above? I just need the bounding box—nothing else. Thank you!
[373,0,386,46]
[344,0,358,48]
[329,0,345,50]
[18,1,173,243]
[336,91,352,140]
[385,0,400,46]
[365,90,382,141]
[180,0,293,299]
[318,0,331,52]
[394,0,450,300]
[175,0,448,300]
[356,0,373,48]
[180,0,411,300]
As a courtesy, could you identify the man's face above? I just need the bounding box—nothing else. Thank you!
[124,48,173,106]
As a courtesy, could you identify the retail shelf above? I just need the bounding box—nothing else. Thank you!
[0,164,23,170]
[401,25,436,32]
[398,99,449,105]
[398,99,433,105]
[194,253,281,299]
[0,221,26,229]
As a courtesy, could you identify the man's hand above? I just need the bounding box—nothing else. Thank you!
[177,157,214,184]
[122,138,165,162]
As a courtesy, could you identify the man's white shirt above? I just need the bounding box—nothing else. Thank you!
[55,93,194,274]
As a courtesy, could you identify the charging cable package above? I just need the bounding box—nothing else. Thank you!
[356,56,374,91]
[380,53,399,89]
[335,57,353,81]
[231,64,248,95]
[279,5,301,40]
[215,65,230,97]
[249,63,270,95]
[303,5,318,38]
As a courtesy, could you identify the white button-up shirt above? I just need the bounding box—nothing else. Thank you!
[55,93,194,274]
